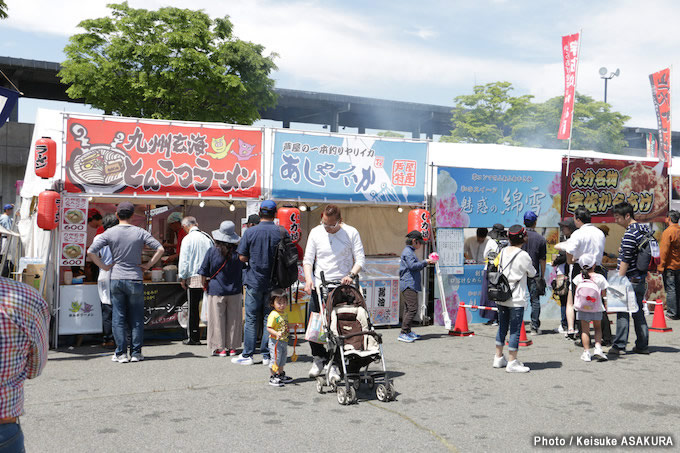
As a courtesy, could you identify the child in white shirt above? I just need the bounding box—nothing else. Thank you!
[572,254,608,362]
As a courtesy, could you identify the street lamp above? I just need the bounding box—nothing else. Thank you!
[599,67,620,104]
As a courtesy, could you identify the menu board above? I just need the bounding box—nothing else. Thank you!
[436,228,464,274]
[59,196,89,267]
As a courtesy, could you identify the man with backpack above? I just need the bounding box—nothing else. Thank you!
[233,200,290,366]
[610,202,650,355]
[659,210,680,320]
[521,211,547,335]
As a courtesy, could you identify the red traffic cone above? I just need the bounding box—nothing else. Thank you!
[450,304,474,336]
[507,321,533,347]
[649,299,673,332]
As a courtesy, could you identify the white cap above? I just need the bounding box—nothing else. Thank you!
[578,254,596,269]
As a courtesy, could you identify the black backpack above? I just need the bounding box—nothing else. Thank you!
[271,227,299,289]
[487,249,520,302]
[636,227,660,273]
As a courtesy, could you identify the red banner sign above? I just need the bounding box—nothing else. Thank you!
[558,33,580,140]
[650,68,672,167]
[65,118,263,198]
[561,157,668,222]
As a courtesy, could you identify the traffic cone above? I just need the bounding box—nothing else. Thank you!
[649,299,673,332]
[450,304,474,336]
[507,321,533,347]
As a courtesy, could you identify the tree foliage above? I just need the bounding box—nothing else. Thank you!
[441,81,630,154]
[59,2,278,124]
[377,130,405,138]
[0,1,7,19]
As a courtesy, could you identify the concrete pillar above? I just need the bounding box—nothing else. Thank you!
[330,111,339,133]
[9,100,17,122]
[283,119,290,129]
[358,126,366,134]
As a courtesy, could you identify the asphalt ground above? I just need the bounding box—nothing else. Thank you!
[22,316,680,453]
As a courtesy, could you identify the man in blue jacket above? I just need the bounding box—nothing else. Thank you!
[398,230,434,343]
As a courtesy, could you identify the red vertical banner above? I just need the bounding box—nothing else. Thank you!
[650,68,672,167]
[558,33,580,140]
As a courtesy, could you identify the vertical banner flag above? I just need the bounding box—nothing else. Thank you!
[646,132,658,159]
[0,86,20,129]
[650,68,672,167]
[558,33,580,140]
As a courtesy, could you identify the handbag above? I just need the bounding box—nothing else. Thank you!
[551,274,569,296]
[305,311,327,344]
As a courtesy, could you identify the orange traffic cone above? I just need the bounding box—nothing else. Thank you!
[450,304,474,336]
[507,321,533,347]
[649,299,673,332]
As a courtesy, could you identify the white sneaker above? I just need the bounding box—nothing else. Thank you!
[505,359,530,373]
[592,347,608,361]
[557,325,566,334]
[580,350,592,362]
[231,354,254,365]
[493,354,508,368]
[112,353,129,363]
[308,357,324,378]
[130,353,144,362]
[328,364,341,384]
[262,357,270,366]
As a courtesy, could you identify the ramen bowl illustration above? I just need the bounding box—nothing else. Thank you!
[62,244,83,260]
[64,209,85,224]
[66,145,128,193]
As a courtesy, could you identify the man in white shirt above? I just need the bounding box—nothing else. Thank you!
[303,204,365,379]
[464,228,490,263]
[178,216,214,345]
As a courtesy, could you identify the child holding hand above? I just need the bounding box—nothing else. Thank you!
[266,290,292,387]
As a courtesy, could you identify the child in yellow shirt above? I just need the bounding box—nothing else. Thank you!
[266,290,291,386]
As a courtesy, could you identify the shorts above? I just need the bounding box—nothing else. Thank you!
[576,311,602,321]
[268,337,288,373]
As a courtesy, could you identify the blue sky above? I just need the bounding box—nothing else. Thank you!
[1,0,679,132]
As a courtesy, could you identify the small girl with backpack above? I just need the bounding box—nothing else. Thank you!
[572,254,608,362]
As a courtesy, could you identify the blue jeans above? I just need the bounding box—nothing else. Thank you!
[527,277,541,330]
[663,269,680,317]
[495,305,525,351]
[613,280,649,350]
[0,422,24,453]
[243,287,271,359]
[110,280,145,356]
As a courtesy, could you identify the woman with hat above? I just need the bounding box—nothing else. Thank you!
[198,221,245,357]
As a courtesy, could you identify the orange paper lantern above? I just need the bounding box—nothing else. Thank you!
[408,209,431,241]
[34,137,57,179]
[37,190,61,230]
[277,207,301,243]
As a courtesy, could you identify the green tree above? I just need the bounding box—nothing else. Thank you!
[512,93,630,154]
[59,2,277,124]
[0,1,7,19]
[440,81,534,145]
[377,131,405,138]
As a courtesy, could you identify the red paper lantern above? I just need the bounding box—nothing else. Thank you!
[34,137,57,179]
[408,209,431,241]
[277,207,301,243]
[37,190,61,230]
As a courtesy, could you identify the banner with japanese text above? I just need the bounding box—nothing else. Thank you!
[558,33,580,140]
[561,157,669,222]
[272,131,427,203]
[650,68,672,167]
[64,117,263,198]
[436,167,561,228]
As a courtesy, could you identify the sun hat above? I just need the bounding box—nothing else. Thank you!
[212,220,240,244]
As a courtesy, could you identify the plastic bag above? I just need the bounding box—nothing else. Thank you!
[606,274,639,313]
[304,311,327,344]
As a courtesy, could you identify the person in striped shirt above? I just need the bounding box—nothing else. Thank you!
[0,277,50,452]
[611,202,650,355]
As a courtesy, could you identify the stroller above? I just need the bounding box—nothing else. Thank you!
[314,273,395,405]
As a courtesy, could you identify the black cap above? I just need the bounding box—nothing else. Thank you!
[247,214,260,225]
[406,230,424,241]
[116,202,135,216]
[508,224,526,236]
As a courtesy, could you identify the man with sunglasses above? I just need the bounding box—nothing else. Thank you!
[303,204,365,379]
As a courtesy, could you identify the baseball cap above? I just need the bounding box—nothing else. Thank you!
[88,208,101,220]
[508,224,526,237]
[3,204,13,211]
[116,202,135,216]
[578,254,596,269]
[247,214,260,225]
[260,200,277,212]
[523,211,538,224]
[167,212,183,224]
[406,230,424,242]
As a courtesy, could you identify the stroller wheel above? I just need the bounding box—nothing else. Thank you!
[386,382,396,401]
[336,386,348,405]
[376,384,388,402]
[352,379,361,391]
[316,377,325,394]
[348,386,357,404]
